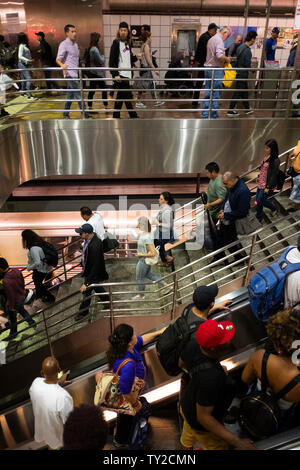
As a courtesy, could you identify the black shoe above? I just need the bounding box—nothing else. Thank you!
[42,296,55,304]
[2,332,18,341]
[29,320,37,330]
[74,313,88,322]
[1,110,9,117]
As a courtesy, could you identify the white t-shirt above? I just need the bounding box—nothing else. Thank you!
[284,247,300,309]
[87,212,105,241]
[29,377,74,449]
[118,41,131,79]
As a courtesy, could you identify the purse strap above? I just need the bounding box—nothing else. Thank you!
[115,358,135,376]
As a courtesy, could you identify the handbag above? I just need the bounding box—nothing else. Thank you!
[235,212,261,236]
[222,63,236,88]
[94,359,145,415]
[145,246,160,266]
[102,233,119,253]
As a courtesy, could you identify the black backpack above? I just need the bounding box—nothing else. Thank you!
[156,305,204,376]
[41,241,58,268]
[276,169,286,191]
[239,351,300,440]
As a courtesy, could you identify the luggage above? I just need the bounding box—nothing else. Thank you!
[239,351,300,440]
[248,247,300,323]
[128,396,151,450]
[41,241,58,268]
[156,305,204,376]
[94,359,145,415]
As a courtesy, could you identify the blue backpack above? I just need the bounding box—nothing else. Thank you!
[248,247,300,323]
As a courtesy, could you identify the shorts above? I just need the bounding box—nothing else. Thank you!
[180,409,229,450]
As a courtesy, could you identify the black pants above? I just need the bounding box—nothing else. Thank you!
[87,73,108,107]
[216,222,245,262]
[78,284,109,317]
[32,270,55,302]
[114,413,134,445]
[192,69,204,105]
[229,80,250,110]
[113,78,138,119]
[43,69,58,90]
[8,302,35,335]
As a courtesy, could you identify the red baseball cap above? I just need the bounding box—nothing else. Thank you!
[196,319,235,349]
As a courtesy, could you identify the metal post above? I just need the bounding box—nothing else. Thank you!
[61,248,68,282]
[171,273,178,321]
[259,0,272,71]
[108,285,115,333]
[244,233,257,286]
[79,69,85,119]
[42,309,54,357]
[208,69,214,119]
[196,172,201,197]
[243,0,250,42]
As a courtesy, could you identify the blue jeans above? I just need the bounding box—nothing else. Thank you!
[18,62,31,94]
[136,259,164,292]
[202,69,224,119]
[255,188,276,221]
[63,79,89,117]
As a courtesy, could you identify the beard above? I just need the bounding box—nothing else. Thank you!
[120,33,128,42]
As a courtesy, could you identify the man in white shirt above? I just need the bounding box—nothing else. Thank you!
[80,206,105,241]
[202,27,231,119]
[109,21,141,118]
[29,356,73,449]
[284,236,300,309]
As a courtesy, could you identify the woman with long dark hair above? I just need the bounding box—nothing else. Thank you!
[21,229,55,303]
[103,323,166,447]
[86,32,108,110]
[153,192,177,266]
[255,139,280,222]
[17,32,34,99]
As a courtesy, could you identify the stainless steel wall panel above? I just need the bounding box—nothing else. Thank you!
[0,118,299,208]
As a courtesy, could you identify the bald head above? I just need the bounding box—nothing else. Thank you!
[222,172,238,189]
[41,356,61,380]
[235,34,242,45]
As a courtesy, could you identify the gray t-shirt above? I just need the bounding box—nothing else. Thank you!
[137,233,153,256]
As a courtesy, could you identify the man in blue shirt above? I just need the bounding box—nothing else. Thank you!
[265,27,280,61]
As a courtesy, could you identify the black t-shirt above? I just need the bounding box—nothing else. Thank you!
[180,350,236,431]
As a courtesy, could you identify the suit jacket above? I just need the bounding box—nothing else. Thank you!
[83,235,108,285]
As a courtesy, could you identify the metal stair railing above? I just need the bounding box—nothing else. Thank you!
[4,210,299,364]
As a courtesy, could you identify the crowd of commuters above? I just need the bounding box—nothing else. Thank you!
[0,20,297,119]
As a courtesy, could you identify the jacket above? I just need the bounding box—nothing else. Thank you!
[82,235,108,285]
[236,43,252,79]
[109,39,137,78]
[259,157,280,190]
[194,31,211,66]
[223,178,251,222]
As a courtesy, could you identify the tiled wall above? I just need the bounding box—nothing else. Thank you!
[103,14,296,70]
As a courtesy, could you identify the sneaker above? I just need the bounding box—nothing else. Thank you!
[245,109,254,115]
[227,110,239,117]
[270,210,278,217]
[154,100,165,107]
[63,114,70,119]
[136,102,147,108]
[74,312,88,322]
[132,294,145,300]
[27,95,36,100]
[112,437,128,449]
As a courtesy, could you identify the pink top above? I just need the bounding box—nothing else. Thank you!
[257,160,270,189]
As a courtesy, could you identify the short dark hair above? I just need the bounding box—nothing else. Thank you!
[205,162,220,174]
[0,258,9,270]
[64,24,75,34]
[160,192,175,206]
[141,24,150,32]
[245,30,257,42]
[63,404,108,450]
[80,206,92,216]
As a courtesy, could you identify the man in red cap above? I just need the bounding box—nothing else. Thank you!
[179,319,257,450]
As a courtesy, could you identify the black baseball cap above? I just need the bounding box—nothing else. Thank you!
[193,285,218,309]
[35,31,45,38]
[75,223,94,234]
[208,23,218,31]
[119,22,129,29]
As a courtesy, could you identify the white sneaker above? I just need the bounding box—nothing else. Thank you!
[132,294,145,300]
[154,101,165,107]
[245,109,254,115]
[136,102,147,109]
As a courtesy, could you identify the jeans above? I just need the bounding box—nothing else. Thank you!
[113,78,138,119]
[32,270,55,302]
[202,68,224,119]
[63,79,89,117]
[78,284,108,316]
[18,62,31,94]
[229,79,250,110]
[136,259,164,292]
[8,302,35,335]
[255,188,276,221]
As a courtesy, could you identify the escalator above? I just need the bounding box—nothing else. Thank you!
[3,286,299,451]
